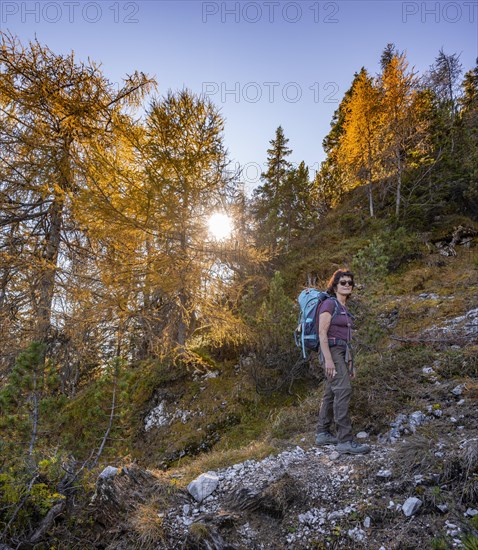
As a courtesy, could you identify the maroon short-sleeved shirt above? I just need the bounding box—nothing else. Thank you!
[319,298,353,342]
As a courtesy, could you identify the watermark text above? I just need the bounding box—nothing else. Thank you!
[202,2,339,23]
[202,81,339,104]
[1,1,140,24]
[402,1,477,23]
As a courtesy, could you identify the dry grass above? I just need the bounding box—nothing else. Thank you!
[464,378,478,399]
[424,438,478,506]
[187,522,211,540]
[393,434,442,475]
[129,502,166,549]
[161,440,276,485]
[269,392,322,440]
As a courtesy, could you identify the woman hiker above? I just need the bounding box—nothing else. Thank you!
[315,269,370,455]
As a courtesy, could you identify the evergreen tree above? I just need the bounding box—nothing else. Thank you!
[256,271,296,353]
[380,43,400,71]
[457,61,478,215]
[424,49,463,156]
[282,161,319,247]
[426,49,463,110]
[460,61,478,113]
[251,126,292,249]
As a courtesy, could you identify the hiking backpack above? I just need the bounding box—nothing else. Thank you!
[294,289,339,358]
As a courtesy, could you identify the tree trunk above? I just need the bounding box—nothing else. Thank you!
[36,192,65,342]
[367,171,374,218]
[37,137,72,343]
[176,229,189,355]
[0,225,16,311]
[395,150,402,219]
[28,369,39,456]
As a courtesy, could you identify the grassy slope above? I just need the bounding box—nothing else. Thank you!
[20,200,476,548]
[132,211,478,479]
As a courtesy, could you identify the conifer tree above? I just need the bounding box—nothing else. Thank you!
[318,72,364,208]
[460,61,478,114]
[0,32,154,366]
[377,50,429,218]
[457,61,478,214]
[140,90,247,358]
[426,49,463,113]
[281,161,319,246]
[424,49,463,157]
[251,126,292,249]
[380,43,400,70]
[337,68,381,217]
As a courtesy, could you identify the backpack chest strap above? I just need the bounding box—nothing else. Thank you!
[328,338,349,348]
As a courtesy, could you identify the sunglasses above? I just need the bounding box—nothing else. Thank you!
[339,280,354,287]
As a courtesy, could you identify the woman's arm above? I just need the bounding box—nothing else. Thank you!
[319,311,336,379]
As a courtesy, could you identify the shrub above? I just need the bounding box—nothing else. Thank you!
[352,236,389,285]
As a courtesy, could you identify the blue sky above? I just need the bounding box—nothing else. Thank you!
[2,0,477,190]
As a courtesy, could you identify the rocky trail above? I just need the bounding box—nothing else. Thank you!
[92,375,478,549]
[82,307,478,549]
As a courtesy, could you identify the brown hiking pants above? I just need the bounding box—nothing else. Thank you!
[317,346,353,443]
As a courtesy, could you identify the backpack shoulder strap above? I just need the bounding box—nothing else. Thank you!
[329,296,340,320]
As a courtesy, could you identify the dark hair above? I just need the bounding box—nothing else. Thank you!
[326,269,355,299]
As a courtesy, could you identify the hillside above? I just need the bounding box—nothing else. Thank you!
[1,215,475,549]
[1,32,478,550]
[86,234,477,550]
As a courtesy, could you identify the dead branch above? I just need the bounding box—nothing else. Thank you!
[89,362,119,470]
[390,335,464,345]
[0,473,39,541]
[29,500,66,544]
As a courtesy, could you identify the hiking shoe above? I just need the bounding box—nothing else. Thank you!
[315,432,338,445]
[337,440,371,455]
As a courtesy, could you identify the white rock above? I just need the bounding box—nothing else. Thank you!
[376,469,392,479]
[409,411,427,432]
[450,417,457,423]
[356,431,369,439]
[330,451,340,461]
[98,466,119,479]
[402,497,422,517]
[451,385,464,396]
[347,527,366,542]
[466,508,478,517]
[203,370,219,379]
[414,474,424,485]
[364,516,371,528]
[458,399,465,405]
[144,401,171,431]
[187,472,219,502]
[437,504,448,513]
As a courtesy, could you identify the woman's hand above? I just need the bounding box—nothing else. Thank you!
[325,360,336,379]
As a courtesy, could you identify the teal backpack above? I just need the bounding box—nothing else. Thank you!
[294,289,339,358]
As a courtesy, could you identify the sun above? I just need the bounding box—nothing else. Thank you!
[208,213,233,240]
